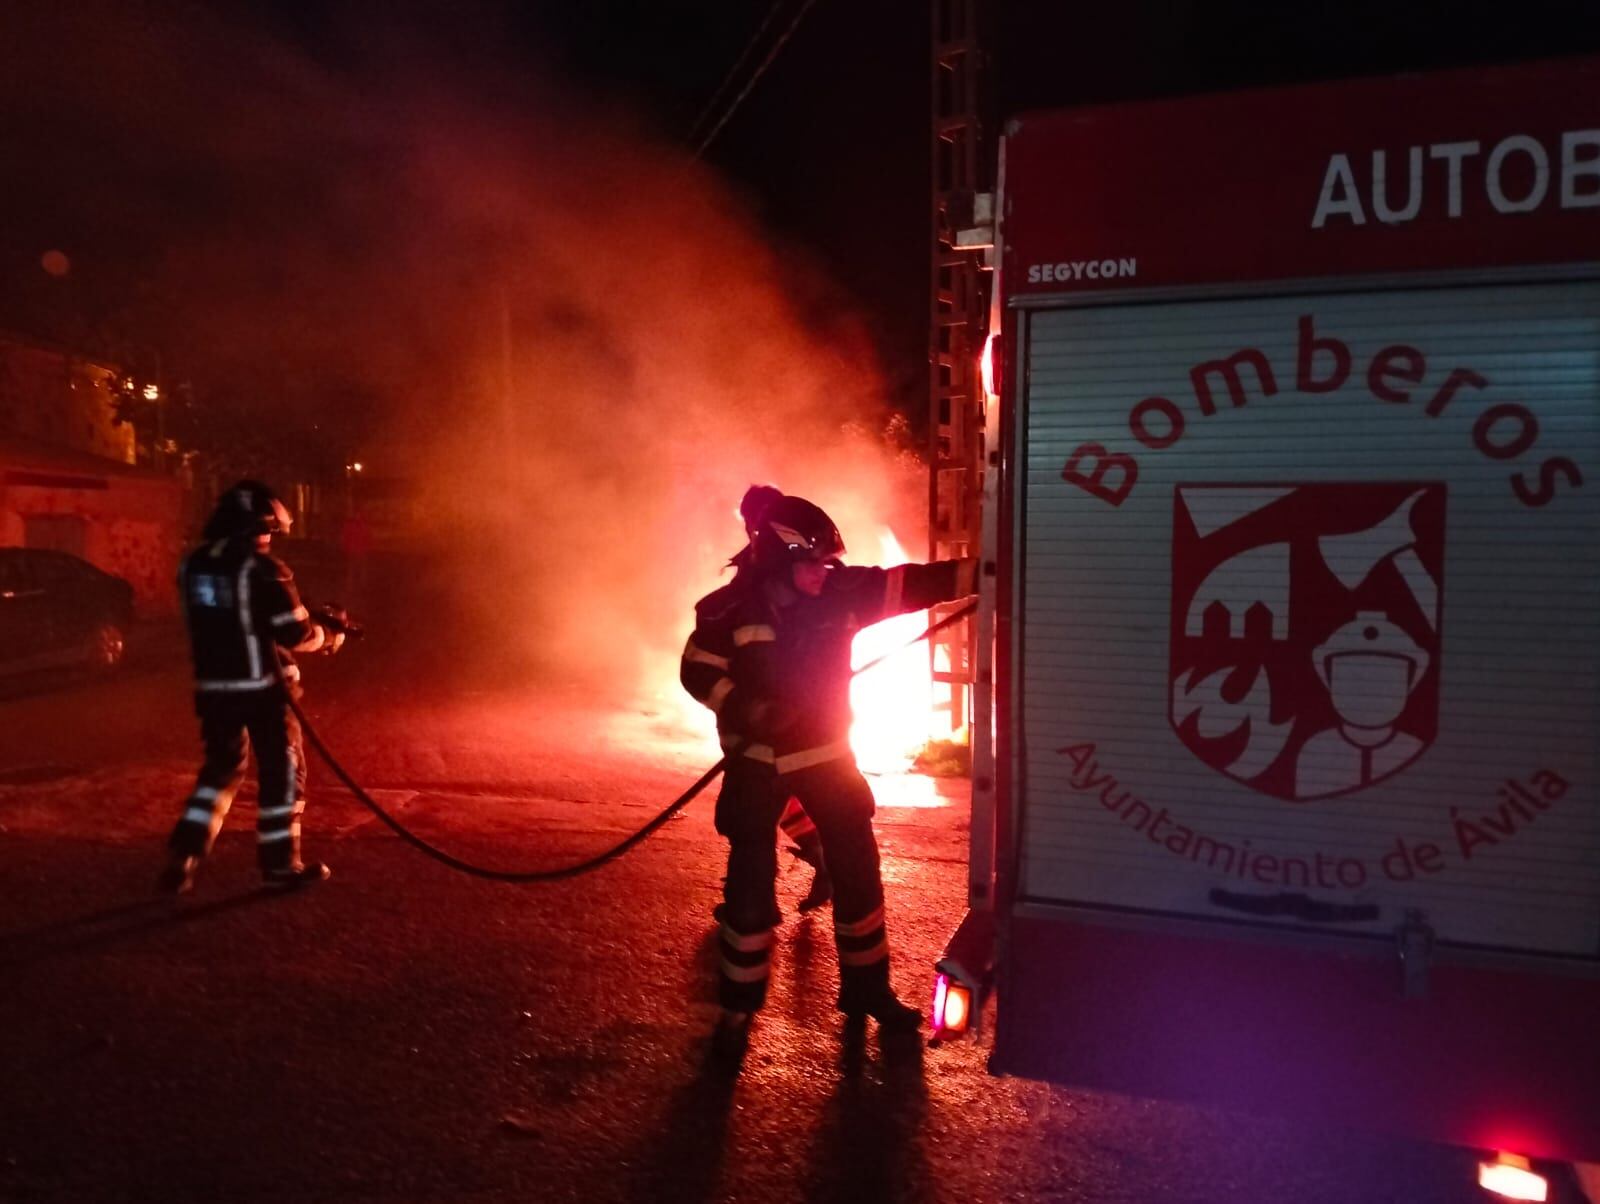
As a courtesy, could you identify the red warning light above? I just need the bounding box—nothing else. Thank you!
[931,972,973,1037]
[1478,1152,1548,1201]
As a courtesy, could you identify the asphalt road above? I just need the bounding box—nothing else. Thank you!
[0,622,1510,1203]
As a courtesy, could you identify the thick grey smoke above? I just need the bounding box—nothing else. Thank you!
[1,2,926,699]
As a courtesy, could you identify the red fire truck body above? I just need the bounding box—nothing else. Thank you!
[954,56,1600,1163]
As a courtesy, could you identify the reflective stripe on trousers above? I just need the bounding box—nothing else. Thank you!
[169,694,307,870]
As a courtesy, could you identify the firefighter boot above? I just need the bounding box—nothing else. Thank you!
[788,843,833,914]
[844,992,921,1037]
[839,986,923,1034]
[263,861,332,890]
[157,854,199,896]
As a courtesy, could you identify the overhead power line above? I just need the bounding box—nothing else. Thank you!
[692,0,822,160]
[687,0,790,144]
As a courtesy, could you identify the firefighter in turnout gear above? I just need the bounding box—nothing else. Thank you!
[728,486,831,916]
[681,490,978,1048]
[158,481,345,895]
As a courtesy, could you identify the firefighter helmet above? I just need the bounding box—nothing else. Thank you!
[1312,610,1427,729]
[203,480,294,540]
[751,494,845,569]
[1312,611,1427,684]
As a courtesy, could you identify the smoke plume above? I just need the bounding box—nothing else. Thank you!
[0,2,926,701]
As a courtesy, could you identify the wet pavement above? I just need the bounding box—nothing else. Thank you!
[0,632,1506,1202]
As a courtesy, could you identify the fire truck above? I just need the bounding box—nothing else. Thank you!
[934,56,1600,1200]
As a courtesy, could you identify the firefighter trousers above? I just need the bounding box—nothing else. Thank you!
[714,756,891,1014]
[168,692,308,873]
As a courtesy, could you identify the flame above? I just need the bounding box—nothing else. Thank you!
[849,532,934,774]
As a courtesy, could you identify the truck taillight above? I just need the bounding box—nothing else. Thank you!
[931,972,973,1037]
[1478,1152,1548,1201]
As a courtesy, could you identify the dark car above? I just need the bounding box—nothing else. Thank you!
[0,548,135,676]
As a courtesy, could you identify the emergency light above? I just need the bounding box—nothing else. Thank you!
[1477,1152,1548,1202]
[932,910,993,1040]
[930,972,973,1038]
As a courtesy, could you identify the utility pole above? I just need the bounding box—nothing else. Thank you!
[927,0,991,739]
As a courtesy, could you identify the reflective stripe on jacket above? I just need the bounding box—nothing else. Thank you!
[180,538,325,693]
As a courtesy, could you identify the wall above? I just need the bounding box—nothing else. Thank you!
[0,459,184,616]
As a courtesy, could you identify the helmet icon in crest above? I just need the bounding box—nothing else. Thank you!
[1295,610,1429,796]
[1168,481,1445,802]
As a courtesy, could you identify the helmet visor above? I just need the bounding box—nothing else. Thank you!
[770,520,841,562]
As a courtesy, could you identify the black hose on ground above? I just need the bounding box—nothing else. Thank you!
[290,600,978,882]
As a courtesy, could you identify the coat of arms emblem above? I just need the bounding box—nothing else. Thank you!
[1169,482,1446,801]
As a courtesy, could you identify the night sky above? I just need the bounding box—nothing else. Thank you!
[2,0,1597,456]
[488,0,1600,423]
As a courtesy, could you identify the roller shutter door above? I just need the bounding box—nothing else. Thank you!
[1017,280,1600,959]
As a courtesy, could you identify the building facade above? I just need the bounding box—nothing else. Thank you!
[0,334,181,615]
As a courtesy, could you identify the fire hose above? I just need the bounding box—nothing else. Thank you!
[287,600,979,883]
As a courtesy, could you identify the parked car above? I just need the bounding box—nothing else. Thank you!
[0,548,135,677]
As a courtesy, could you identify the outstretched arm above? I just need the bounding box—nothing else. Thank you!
[828,558,978,627]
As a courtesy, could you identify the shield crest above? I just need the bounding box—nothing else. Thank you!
[1168,482,1446,802]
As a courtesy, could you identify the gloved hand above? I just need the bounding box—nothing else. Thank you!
[310,604,362,651]
[313,603,351,630]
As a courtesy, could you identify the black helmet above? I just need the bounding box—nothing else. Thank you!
[203,479,293,541]
[751,494,845,570]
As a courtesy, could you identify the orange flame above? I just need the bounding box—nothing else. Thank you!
[850,531,934,774]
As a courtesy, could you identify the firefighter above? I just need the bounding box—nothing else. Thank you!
[158,480,345,895]
[731,485,831,914]
[680,491,978,1049]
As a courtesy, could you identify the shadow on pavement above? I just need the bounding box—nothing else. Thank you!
[806,1028,932,1203]
[0,889,281,972]
[631,1039,742,1202]
[623,926,752,1200]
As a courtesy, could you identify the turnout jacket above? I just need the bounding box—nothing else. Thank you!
[682,559,978,774]
[179,536,328,696]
